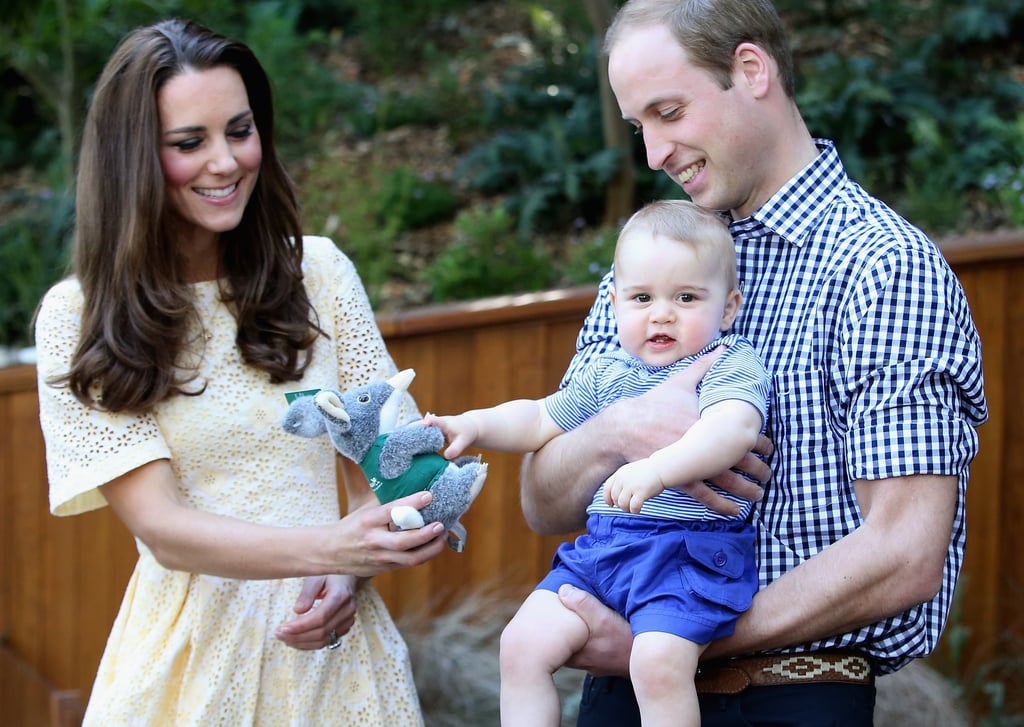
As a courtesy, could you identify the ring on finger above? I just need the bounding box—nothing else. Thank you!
[326,629,341,650]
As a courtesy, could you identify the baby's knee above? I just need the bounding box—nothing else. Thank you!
[499,613,561,678]
[630,633,700,695]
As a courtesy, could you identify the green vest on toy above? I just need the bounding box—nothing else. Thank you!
[360,433,448,503]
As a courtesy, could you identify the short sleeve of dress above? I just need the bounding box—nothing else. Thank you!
[300,237,421,424]
[35,280,172,516]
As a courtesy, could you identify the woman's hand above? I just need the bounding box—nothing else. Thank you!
[275,574,360,650]
[325,490,448,577]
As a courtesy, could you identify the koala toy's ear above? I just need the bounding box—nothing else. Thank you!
[281,396,328,438]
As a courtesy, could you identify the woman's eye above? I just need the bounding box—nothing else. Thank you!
[172,138,201,152]
[229,124,254,139]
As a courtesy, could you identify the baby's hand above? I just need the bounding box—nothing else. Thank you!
[421,412,478,460]
[603,459,665,514]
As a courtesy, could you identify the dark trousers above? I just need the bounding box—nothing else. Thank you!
[576,674,876,726]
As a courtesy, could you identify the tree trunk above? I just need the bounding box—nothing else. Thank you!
[583,0,635,227]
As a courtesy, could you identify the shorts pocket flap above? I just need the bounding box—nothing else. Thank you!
[685,534,746,580]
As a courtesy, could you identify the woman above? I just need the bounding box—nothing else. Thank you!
[34,19,444,725]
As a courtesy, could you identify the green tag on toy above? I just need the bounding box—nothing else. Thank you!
[284,388,321,404]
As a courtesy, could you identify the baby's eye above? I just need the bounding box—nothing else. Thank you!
[676,293,695,303]
[634,293,651,303]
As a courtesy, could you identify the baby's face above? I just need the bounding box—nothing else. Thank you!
[611,232,739,367]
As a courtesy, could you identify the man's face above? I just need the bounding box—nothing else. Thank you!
[608,23,763,219]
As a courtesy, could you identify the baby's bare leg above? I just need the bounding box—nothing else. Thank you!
[500,589,591,727]
[630,631,704,727]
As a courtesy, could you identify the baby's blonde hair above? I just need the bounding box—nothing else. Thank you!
[615,200,738,290]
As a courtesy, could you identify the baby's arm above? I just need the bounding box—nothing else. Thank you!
[604,399,763,513]
[423,399,564,460]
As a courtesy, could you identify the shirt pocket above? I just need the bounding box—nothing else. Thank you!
[766,367,846,515]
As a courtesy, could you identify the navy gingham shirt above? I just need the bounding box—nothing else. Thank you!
[562,140,988,672]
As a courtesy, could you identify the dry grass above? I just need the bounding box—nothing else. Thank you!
[399,588,967,726]
[875,660,969,727]
[398,587,583,727]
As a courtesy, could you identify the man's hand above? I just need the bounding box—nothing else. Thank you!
[602,349,773,517]
[557,584,633,677]
[521,347,773,532]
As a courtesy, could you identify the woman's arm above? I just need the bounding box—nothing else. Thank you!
[102,458,447,580]
[276,456,374,650]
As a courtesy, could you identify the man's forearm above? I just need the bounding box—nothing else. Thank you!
[706,474,956,659]
[519,415,624,535]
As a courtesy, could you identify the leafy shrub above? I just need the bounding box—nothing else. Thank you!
[983,162,1024,229]
[371,166,457,232]
[562,224,618,287]
[787,0,1024,233]
[0,190,72,348]
[457,38,623,237]
[418,205,556,302]
[333,0,478,75]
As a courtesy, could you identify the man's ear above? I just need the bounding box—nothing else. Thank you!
[734,42,771,98]
[720,288,742,331]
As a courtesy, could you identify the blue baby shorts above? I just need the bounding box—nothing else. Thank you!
[536,513,757,644]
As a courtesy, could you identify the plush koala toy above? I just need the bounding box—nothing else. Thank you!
[282,368,487,552]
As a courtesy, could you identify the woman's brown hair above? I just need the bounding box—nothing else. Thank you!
[60,18,321,413]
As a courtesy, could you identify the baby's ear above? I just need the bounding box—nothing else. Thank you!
[720,287,742,331]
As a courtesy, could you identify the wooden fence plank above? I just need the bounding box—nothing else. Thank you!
[2,234,1022,717]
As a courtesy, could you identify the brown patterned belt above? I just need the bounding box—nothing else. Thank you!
[695,651,874,695]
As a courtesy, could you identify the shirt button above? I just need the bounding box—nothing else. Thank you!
[713,551,728,567]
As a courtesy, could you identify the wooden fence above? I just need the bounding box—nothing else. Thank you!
[2,231,1022,722]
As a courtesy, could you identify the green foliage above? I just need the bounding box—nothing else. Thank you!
[301,157,455,304]
[301,157,396,302]
[984,163,1024,228]
[237,2,357,157]
[457,38,623,237]
[371,166,457,232]
[418,205,556,302]
[787,0,1024,233]
[333,0,479,75]
[2,0,1023,349]
[0,190,72,348]
[562,224,618,286]
[458,122,623,239]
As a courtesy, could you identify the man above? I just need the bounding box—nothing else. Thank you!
[519,0,987,723]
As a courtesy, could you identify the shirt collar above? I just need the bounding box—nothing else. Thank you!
[730,139,846,247]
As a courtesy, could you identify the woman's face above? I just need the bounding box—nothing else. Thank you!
[158,65,262,256]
